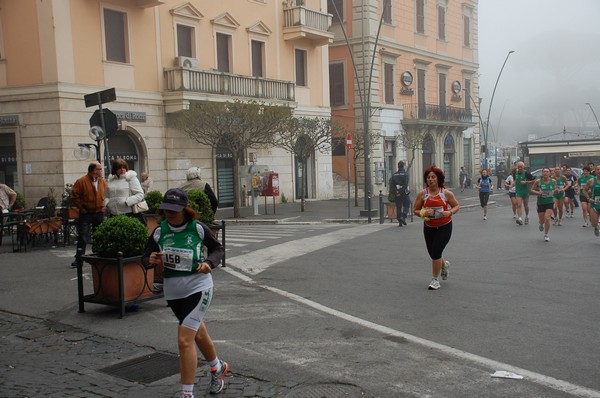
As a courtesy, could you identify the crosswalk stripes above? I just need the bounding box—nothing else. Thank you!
[223,224,341,249]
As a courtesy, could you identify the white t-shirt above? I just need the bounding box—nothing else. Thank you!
[505,175,516,193]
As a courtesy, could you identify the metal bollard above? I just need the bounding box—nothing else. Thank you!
[367,191,372,223]
[379,190,384,224]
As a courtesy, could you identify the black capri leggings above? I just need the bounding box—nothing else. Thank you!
[479,191,490,207]
[423,222,453,260]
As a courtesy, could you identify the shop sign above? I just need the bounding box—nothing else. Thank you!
[114,111,146,122]
[109,153,138,161]
[0,115,19,126]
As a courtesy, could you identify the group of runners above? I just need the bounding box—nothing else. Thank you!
[499,161,600,242]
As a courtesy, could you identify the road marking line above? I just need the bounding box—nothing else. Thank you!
[222,266,600,398]
[225,224,388,274]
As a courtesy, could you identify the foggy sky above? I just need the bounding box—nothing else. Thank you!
[478,0,600,144]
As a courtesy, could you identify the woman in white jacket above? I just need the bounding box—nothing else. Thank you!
[105,158,146,224]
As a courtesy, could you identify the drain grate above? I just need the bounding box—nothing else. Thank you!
[99,352,180,384]
[286,383,364,398]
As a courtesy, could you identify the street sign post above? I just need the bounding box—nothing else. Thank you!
[83,88,117,176]
[346,133,352,218]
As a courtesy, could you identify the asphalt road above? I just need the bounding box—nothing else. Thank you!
[1,191,599,397]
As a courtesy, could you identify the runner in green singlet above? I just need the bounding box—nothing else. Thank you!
[531,168,556,242]
[577,167,593,227]
[513,161,536,226]
[552,166,567,225]
[584,168,600,237]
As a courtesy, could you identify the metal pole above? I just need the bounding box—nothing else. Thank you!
[96,93,110,178]
[585,103,600,133]
[347,148,351,218]
[484,50,515,170]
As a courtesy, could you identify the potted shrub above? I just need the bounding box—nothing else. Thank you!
[13,192,26,211]
[142,190,163,234]
[187,189,215,225]
[61,183,79,219]
[81,215,154,304]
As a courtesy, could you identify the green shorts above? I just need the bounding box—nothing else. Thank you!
[515,190,529,198]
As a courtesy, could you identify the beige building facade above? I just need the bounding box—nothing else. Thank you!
[0,0,334,208]
[328,0,479,194]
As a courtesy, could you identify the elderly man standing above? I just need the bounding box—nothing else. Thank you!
[179,166,219,214]
[70,161,106,268]
[0,182,17,213]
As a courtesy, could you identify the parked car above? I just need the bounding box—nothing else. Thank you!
[530,167,583,179]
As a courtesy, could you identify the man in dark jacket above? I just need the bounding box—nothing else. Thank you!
[390,161,410,227]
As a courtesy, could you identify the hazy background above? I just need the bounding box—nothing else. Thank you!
[478,0,600,145]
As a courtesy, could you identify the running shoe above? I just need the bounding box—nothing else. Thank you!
[595,227,600,237]
[483,216,487,220]
[558,219,562,226]
[513,214,517,219]
[428,278,441,290]
[583,222,589,227]
[209,360,229,394]
[516,218,523,225]
[539,224,544,232]
[524,217,529,225]
[179,392,194,398]
[544,235,550,242]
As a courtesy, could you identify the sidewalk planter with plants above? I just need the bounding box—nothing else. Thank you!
[77,215,163,318]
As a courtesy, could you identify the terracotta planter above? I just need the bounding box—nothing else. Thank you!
[87,256,155,302]
[386,202,397,220]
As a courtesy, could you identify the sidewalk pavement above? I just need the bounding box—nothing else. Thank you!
[216,188,484,225]
[0,188,488,398]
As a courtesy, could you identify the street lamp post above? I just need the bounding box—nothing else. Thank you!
[585,102,600,134]
[482,50,515,169]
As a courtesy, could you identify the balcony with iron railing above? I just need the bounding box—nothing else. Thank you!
[282,5,334,46]
[164,68,296,112]
[402,103,475,126]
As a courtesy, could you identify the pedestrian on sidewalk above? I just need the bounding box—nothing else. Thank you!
[459,166,467,192]
[390,161,410,227]
[179,167,219,214]
[413,165,460,290]
[475,168,493,220]
[0,182,16,212]
[143,189,228,398]
[70,161,106,267]
[531,167,556,242]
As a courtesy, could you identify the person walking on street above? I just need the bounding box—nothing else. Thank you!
[70,161,106,267]
[504,165,518,218]
[459,166,467,192]
[0,182,17,213]
[143,189,228,397]
[141,172,153,196]
[390,161,410,227]
[577,167,593,227]
[496,162,506,190]
[513,161,536,226]
[475,168,493,220]
[531,168,556,242]
[179,167,219,214]
[413,165,460,290]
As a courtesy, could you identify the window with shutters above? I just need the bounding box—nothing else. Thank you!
[328,0,344,24]
[295,49,307,86]
[177,24,194,57]
[384,63,394,104]
[216,33,231,72]
[251,40,265,77]
[383,0,392,24]
[104,8,129,63]
[464,15,471,47]
[438,6,446,40]
[329,63,345,106]
[416,0,425,34]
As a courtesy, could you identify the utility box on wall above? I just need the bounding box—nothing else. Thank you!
[262,172,279,197]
